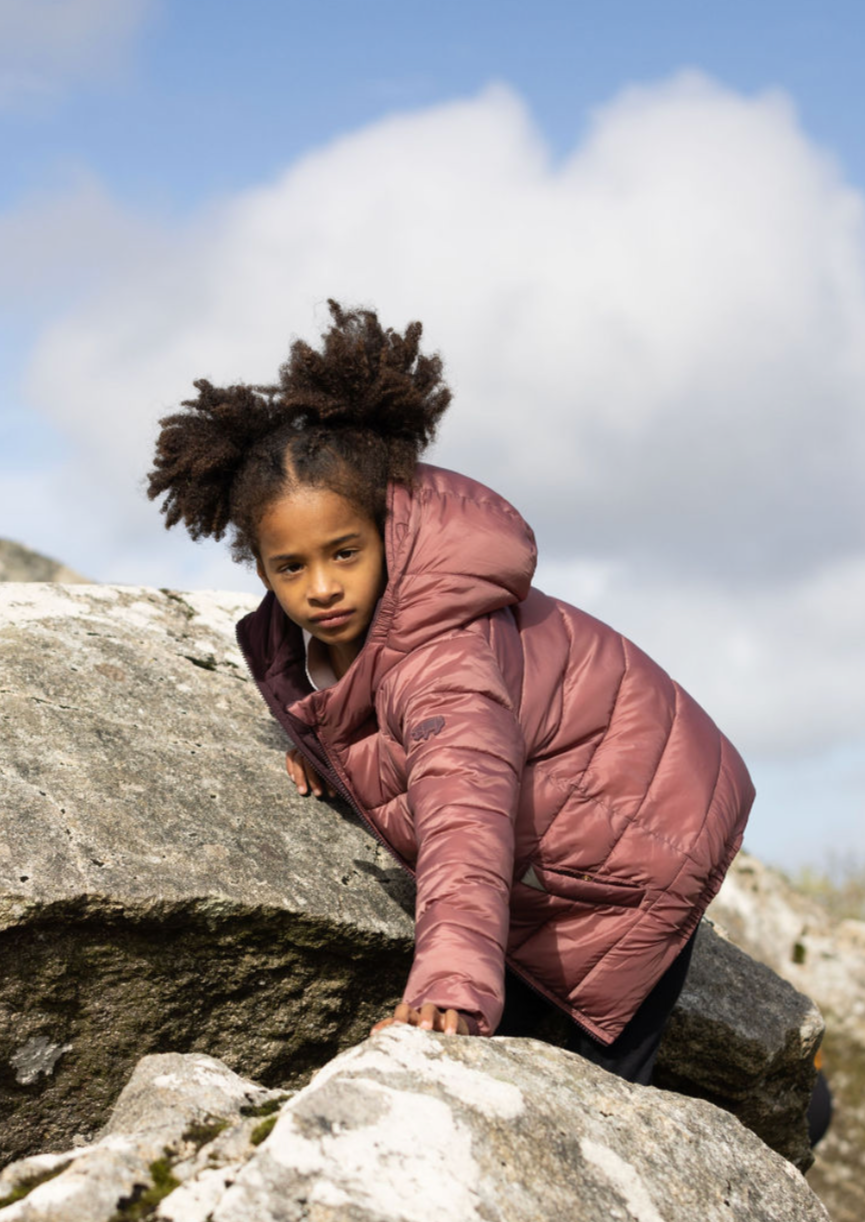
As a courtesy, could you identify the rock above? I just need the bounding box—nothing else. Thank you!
[0,1052,285,1222]
[0,584,821,1174]
[0,583,415,1165]
[709,852,865,1222]
[102,1051,284,1141]
[0,540,89,584]
[708,853,865,1043]
[654,920,822,1171]
[0,1031,831,1222]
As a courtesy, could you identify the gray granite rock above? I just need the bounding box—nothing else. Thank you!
[0,584,414,1164]
[655,920,823,1171]
[0,1053,283,1222]
[102,1051,284,1140]
[709,852,865,1222]
[0,1032,831,1222]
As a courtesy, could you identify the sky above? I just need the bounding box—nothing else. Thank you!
[1,0,863,877]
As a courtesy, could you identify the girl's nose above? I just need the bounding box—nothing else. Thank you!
[308,566,341,604]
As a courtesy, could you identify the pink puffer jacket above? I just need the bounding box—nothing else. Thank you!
[236,464,754,1042]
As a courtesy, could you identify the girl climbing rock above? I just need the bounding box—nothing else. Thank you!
[148,300,754,1085]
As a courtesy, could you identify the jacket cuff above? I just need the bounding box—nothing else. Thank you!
[459,1012,480,1036]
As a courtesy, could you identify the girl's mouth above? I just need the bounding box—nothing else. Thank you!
[309,609,355,630]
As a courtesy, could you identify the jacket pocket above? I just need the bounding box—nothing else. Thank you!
[521,863,645,908]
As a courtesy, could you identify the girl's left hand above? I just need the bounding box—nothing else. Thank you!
[371,1002,470,1037]
[285,748,335,799]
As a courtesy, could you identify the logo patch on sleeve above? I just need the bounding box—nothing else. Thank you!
[409,716,446,742]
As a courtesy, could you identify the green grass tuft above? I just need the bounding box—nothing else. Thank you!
[109,1156,180,1220]
[250,1115,278,1146]
[182,1117,229,1149]
[0,1160,71,1206]
[240,1095,286,1119]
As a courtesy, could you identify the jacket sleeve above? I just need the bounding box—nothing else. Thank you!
[384,633,526,1036]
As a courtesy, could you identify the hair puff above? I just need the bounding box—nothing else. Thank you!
[147,300,452,563]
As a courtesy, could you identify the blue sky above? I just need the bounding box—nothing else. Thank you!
[1,0,864,877]
[5,3,864,213]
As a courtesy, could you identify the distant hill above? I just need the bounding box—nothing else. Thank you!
[0,538,90,583]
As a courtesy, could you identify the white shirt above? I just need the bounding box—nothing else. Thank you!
[302,629,338,692]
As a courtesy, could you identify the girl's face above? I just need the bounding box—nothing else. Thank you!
[255,485,386,672]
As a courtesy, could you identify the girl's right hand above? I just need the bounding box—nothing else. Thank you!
[371,1002,470,1037]
[285,749,336,799]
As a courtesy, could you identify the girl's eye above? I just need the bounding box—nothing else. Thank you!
[335,548,358,561]
[280,562,303,575]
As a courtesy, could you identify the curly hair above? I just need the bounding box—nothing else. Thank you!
[147,300,452,563]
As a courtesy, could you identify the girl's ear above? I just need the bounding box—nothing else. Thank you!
[255,557,273,591]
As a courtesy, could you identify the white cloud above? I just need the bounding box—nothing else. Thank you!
[0,175,162,320]
[0,0,153,104]
[8,73,865,776]
[535,552,865,758]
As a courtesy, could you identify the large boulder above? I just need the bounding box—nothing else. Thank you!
[0,583,415,1164]
[0,584,821,1171]
[0,1031,830,1222]
[709,852,865,1222]
[655,920,822,1170]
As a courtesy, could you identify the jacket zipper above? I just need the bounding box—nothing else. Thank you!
[233,624,599,1042]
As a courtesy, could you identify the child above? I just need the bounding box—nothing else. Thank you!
[148,300,754,1086]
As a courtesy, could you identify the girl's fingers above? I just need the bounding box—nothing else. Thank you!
[307,762,335,798]
[285,750,305,793]
[416,1003,466,1034]
[371,1003,468,1038]
[306,760,323,797]
[443,1009,462,1035]
[285,751,335,799]
[371,1002,411,1035]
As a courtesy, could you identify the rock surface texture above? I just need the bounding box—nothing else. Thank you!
[0,1052,285,1222]
[0,1030,830,1222]
[0,540,88,584]
[0,583,822,1177]
[709,852,865,1222]
[0,584,415,1164]
[654,920,822,1170]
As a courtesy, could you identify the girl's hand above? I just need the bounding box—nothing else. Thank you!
[285,749,335,799]
[370,1002,470,1037]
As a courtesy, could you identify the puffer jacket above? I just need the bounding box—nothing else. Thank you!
[236,464,754,1042]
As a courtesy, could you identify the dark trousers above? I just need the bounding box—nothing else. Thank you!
[496,930,697,1086]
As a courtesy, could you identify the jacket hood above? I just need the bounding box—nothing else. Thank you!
[236,464,536,731]
[381,463,537,652]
